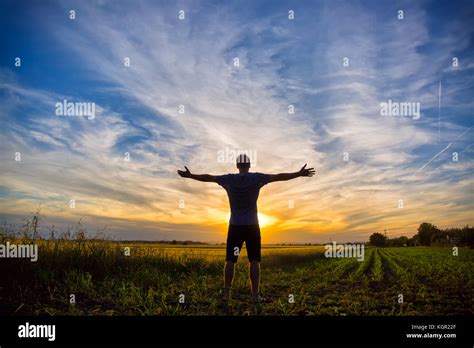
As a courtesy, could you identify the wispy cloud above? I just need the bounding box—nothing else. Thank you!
[0,0,473,242]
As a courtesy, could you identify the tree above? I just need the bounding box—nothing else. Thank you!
[459,226,474,248]
[417,222,440,246]
[369,232,387,247]
[448,225,474,248]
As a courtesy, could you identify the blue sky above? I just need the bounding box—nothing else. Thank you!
[0,0,473,243]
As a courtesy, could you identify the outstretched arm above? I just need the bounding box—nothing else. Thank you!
[177,166,217,183]
[267,164,315,183]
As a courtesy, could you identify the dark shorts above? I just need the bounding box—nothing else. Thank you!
[225,224,261,262]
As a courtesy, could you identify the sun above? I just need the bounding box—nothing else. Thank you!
[258,213,277,228]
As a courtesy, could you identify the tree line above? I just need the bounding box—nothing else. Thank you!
[369,223,474,247]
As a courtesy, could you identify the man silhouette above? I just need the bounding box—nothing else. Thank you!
[177,154,315,311]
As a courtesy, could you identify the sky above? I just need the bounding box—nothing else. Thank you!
[0,0,473,243]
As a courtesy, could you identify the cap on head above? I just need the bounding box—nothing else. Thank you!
[236,154,251,168]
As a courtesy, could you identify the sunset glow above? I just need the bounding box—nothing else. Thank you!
[0,1,472,243]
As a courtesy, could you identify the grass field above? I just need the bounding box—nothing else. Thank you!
[1,240,473,316]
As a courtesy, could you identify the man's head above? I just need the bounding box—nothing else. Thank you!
[236,154,251,174]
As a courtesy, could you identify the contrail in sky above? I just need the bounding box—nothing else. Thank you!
[408,126,473,181]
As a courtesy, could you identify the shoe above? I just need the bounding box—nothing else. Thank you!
[252,295,266,315]
[221,287,231,303]
[252,295,267,303]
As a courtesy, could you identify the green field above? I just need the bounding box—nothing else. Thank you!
[1,240,473,315]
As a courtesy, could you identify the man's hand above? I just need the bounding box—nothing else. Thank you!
[267,164,316,183]
[177,166,192,178]
[298,164,316,177]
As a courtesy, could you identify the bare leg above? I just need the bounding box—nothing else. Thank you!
[249,261,260,302]
[223,261,236,301]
